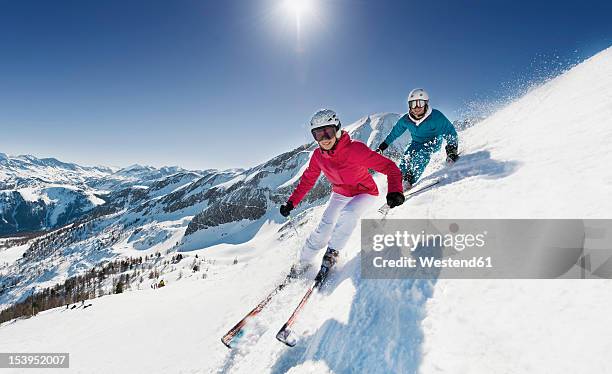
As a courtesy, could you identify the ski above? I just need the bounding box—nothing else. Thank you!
[378,152,464,216]
[275,268,331,347]
[221,275,293,348]
[378,178,441,216]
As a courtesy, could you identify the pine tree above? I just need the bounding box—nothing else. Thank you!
[115,281,124,294]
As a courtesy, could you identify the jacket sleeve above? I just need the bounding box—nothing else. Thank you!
[288,152,322,206]
[438,112,458,148]
[352,142,403,194]
[383,116,408,146]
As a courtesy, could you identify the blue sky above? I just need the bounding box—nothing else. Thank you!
[0,0,610,170]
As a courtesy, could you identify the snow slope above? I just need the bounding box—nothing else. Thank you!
[1,46,611,374]
[418,46,612,374]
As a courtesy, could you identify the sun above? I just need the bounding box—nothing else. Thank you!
[282,0,316,50]
[283,0,315,18]
[273,0,322,53]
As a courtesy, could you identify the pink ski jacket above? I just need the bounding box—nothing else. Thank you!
[288,131,403,206]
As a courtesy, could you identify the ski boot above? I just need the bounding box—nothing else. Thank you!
[314,247,339,284]
[402,172,414,192]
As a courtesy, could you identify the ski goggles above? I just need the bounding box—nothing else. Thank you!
[409,99,428,109]
[311,126,337,141]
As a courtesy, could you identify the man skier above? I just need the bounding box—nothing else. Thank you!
[376,88,459,190]
[279,109,405,281]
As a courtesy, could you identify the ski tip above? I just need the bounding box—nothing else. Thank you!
[221,336,233,349]
[276,336,297,347]
[276,328,297,347]
[281,340,297,348]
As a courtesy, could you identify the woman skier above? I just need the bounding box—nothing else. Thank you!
[376,88,459,191]
[280,109,405,281]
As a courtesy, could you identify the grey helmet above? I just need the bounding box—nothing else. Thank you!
[407,88,430,103]
[309,109,341,138]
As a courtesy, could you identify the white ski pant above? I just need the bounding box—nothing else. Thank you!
[298,192,376,265]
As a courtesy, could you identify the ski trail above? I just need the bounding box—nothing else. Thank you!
[216,277,313,373]
[410,150,519,193]
[270,255,436,373]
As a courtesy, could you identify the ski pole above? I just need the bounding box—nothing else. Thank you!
[287,214,300,237]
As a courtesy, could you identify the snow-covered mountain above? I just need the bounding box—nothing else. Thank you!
[0,185,104,235]
[0,46,611,373]
[0,153,114,187]
[0,153,197,235]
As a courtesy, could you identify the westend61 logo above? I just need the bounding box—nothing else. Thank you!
[361,219,612,279]
[372,230,487,252]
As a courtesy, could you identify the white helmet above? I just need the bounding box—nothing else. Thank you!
[407,88,429,103]
[309,109,342,138]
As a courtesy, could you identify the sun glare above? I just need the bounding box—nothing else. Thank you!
[284,0,314,18]
[282,0,316,50]
[275,0,321,53]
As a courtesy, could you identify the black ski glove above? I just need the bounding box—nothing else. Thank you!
[445,144,459,164]
[375,142,389,154]
[386,192,405,209]
[280,201,294,217]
